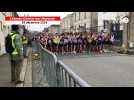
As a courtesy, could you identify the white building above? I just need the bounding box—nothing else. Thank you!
[61,12,98,33]
[48,24,61,34]
[98,12,129,32]
[98,12,130,47]
[129,12,134,48]
[61,14,73,32]
[73,12,89,32]
[72,12,98,32]
[0,12,17,55]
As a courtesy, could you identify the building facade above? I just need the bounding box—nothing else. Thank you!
[73,12,90,32]
[73,12,98,33]
[0,12,18,55]
[60,12,98,33]
[61,14,73,33]
[98,12,129,46]
[60,12,134,48]
[125,12,134,48]
[98,12,128,32]
[48,24,61,34]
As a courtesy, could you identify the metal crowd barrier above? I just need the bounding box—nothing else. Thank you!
[37,42,90,87]
[56,61,90,87]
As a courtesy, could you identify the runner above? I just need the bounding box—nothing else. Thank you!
[91,33,97,53]
[97,33,103,53]
[57,34,61,54]
[56,34,61,54]
[76,33,80,53]
[109,33,115,50]
[68,33,73,53]
[52,34,57,53]
[47,35,53,52]
[59,34,64,55]
[82,33,87,52]
[87,33,92,54]
[72,33,77,54]
[77,34,83,53]
[70,33,74,53]
[64,34,69,53]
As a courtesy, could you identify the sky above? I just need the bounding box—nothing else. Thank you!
[17,12,73,31]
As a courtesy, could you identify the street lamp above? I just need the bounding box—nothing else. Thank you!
[121,16,130,48]
[118,15,130,49]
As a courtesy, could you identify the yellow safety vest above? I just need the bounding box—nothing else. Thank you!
[53,37,60,44]
[9,32,18,55]
[22,35,28,44]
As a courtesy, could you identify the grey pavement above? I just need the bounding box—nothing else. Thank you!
[31,42,48,87]
[32,52,49,87]
[61,54,134,87]
[112,46,134,55]
[32,59,49,87]
[0,54,15,87]
[0,48,32,87]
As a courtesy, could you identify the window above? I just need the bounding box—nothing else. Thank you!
[84,12,86,19]
[84,24,86,32]
[67,21,68,28]
[3,25,6,32]
[103,12,107,14]
[75,13,76,22]
[104,20,109,29]
[2,12,6,16]
[79,12,80,20]
[120,24,123,30]
[0,21,3,31]
[84,24,86,28]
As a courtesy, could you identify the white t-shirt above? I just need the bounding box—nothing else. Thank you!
[110,35,114,42]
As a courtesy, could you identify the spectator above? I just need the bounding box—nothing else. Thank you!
[8,25,24,84]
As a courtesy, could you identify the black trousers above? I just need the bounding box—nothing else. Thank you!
[10,59,22,82]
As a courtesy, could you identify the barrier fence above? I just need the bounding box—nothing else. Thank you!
[32,41,90,87]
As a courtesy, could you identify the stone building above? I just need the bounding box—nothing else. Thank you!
[72,12,98,33]
[60,14,73,33]
[48,24,61,34]
[0,12,17,55]
[60,12,98,33]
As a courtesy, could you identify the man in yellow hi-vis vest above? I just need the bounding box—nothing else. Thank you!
[22,32,28,58]
[9,25,24,85]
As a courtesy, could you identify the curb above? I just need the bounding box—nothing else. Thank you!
[112,46,133,54]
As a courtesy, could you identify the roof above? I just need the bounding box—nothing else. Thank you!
[13,12,18,16]
[50,24,60,27]
[61,13,73,20]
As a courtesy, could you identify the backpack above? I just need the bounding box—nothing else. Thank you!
[5,33,16,54]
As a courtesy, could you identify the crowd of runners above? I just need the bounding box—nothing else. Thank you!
[33,32,115,54]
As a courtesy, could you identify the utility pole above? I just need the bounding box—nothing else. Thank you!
[122,13,130,50]
[128,12,134,49]
[125,12,130,49]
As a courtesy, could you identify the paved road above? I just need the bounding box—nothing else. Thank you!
[60,54,134,87]
[0,54,15,87]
